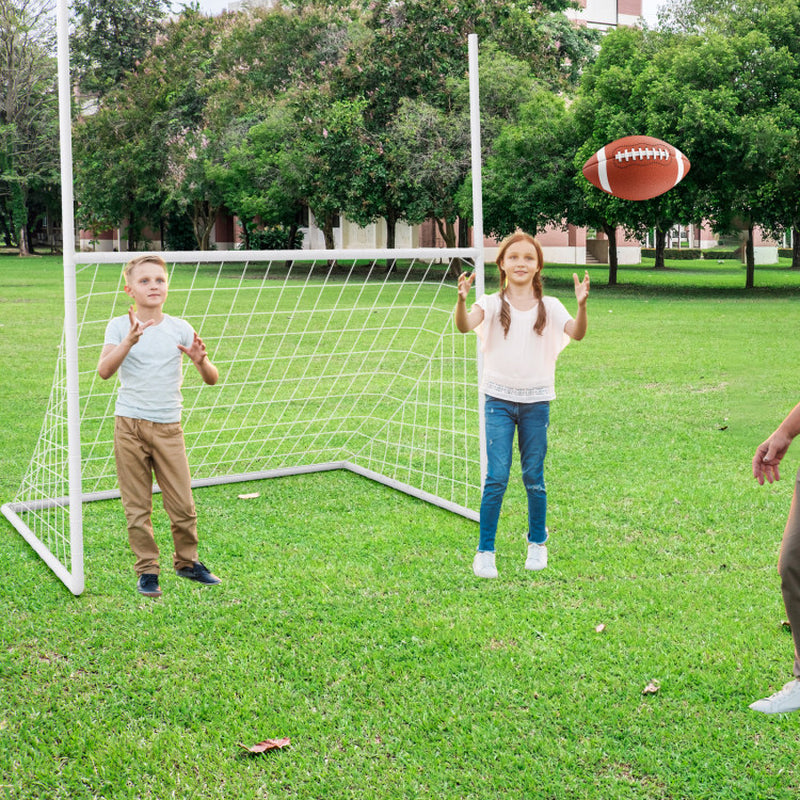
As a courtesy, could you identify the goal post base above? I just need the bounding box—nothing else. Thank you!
[3,461,478,597]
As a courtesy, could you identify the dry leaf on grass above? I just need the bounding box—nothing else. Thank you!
[239,737,291,754]
[237,492,260,500]
[594,624,606,633]
[642,680,660,695]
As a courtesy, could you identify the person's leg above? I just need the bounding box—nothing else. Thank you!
[779,475,800,679]
[478,396,516,553]
[149,422,199,572]
[114,417,160,575]
[518,401,550,545]
[750,470,800,712]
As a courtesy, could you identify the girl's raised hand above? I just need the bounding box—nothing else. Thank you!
[457,272,476,300]
[573,270,590,306]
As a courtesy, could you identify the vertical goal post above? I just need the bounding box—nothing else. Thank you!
[0,5,486,596]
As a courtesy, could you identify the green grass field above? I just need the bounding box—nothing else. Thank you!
[3,253,800,799]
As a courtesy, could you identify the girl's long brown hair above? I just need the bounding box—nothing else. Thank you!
[496,232,546,337]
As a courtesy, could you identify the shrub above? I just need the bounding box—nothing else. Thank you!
[239,225,302,250]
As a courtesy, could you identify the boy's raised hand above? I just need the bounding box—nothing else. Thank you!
[458,272,476,301]
[126,305,154,344]
[178,331,209,365]
[573,270,590,306]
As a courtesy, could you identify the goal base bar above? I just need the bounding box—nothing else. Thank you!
[1,502,84,596]
[2,462,478,595]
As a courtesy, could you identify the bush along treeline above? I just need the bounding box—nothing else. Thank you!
[5,0,800,287]
[639,248,742,260]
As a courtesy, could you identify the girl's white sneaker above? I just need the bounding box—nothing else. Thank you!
[473,551,498,579]
[525,542,548,571]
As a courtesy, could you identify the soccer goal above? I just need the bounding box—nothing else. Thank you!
[0,10,487,595]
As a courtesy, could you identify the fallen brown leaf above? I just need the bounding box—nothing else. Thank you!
[239,737,291,754]
[594,624,606,633]
[237,492,260,500]
[642,680,660,695]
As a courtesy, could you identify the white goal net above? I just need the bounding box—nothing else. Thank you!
[2,249,484,594]
[1,9,486,595]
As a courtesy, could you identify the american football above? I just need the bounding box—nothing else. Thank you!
[582,135,691,201]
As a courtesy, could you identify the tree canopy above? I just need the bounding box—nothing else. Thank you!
[71,0,598,251]
[5,0,800,287]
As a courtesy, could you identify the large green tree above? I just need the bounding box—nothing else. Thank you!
[71,0,167,97]
[645,27,800,286]
[481,88,577,241]
[0,0,60,256]
[210,101,305,249]
[339,0,597,251]
[74,9,230,250]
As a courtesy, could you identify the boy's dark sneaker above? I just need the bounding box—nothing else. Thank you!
[175,561,221,586]
[137,573,162,597]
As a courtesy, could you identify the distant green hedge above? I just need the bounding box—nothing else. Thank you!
[640,248,740,260]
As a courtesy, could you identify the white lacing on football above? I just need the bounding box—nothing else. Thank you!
[614,146,670,162]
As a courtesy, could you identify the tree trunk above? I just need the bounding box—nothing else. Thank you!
[792,226,800,270]
[435,217,457,249]
[434,218,460,277]
[17,224,30,256]
[11,184,29,256]
[451,215,470,277]
[126,209,140,251]
[654,227,667,270]
[745,224,755,289]
[321,211,337,267]
[601,222,618,286]
[193,201,218,251]
[385,207,397,274]
[285,222,298,270]
[322,212,336,250]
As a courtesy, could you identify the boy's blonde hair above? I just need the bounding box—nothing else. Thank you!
[123,255,168,284]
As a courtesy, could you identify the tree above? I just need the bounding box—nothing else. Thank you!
[211,102,305,249]
[0,0,60,256]
[73,99,166,250]
[71,0,167,97]
[651,0,800,282]
[326,0,597,257]
[645,25,800,286]
[389,97,470,257]
[568,26,658,283]
[294,94,377,251]
[481,88,577,240]
[74,9,231,250]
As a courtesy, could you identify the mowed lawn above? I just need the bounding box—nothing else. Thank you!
[2,253,800,799]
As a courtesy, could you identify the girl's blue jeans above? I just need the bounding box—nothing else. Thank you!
[478,396,549,553]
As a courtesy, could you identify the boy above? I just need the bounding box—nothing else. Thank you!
[98,255,221,598]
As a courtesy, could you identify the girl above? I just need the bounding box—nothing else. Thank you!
[455,232,589,579]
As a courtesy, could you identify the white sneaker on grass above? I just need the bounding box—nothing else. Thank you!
[525,542,547,571]
[749,680,800,714]
[473,551,498,579]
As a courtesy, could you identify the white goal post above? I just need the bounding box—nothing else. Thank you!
[0,7,486,596]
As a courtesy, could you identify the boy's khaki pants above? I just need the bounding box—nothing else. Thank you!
[114,416,199,576]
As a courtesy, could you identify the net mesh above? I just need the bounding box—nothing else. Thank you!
[4,251,483,592]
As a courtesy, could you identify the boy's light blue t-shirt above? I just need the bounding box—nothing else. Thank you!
[104,314,194,423]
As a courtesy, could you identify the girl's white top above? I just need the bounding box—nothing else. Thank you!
[475,292,572,403]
